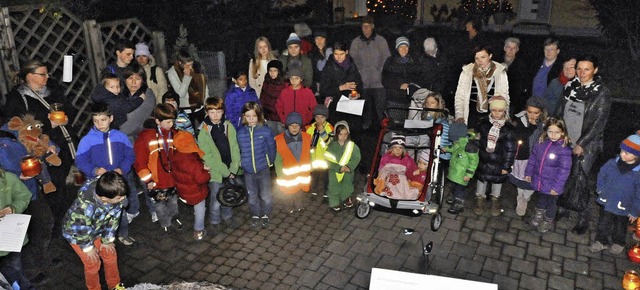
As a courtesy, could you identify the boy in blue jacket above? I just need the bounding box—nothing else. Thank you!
[75,102,137,246]
[590,131,640,254]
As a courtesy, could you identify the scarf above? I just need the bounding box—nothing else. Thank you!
[563,76,603,102]
[335,56,351,71]
[472,62,496,112]
[173,64,207,109]
[558,71,571,86]
[486,115,506,153]
[617,158,639,173]
[398,56,410,64]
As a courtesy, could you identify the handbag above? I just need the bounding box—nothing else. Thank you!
[149,187,177,202]
[558,156,590,211]
[217,178,248,207]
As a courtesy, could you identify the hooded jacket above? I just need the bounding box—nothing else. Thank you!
[596,157,640,217]
[224,85,260,129]
[276,85,318,126]
[172,131,210,205]
[76,127,136,178]
[237,123,276,174]
[524,139,573,195]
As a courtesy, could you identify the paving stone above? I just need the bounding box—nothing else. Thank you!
[548,274,575,290]
[322,269,352,288]
[486,218,510,231]
[258,282,277,290]
[297,270,324,287]
[456,258,483,275]
[483,257,509,275]
[349,270,370,288]
[232,278,249,288]
[494,231,517,244]
[603,273,622,289]
[528,243,551,259]
[477,244,502,259]
[430,256,457,274]
[503,244,526,259]
[326,240,351,255]
[511,258,535,276]
[576,273,603,289]
[492,275,519,290]
[465,218,488,231]
[324,253,351,271]
[536,259,562,275]
[591,259,617,275]
[519,274,547,289]
[518,231,541,244]
[542,231,566,244]
[564,259,589,275]
[470,230,493,245]
[451,242,476,259]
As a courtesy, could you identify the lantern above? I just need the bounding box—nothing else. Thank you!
[623,270,640,290]
[628,245,640,264]
[49,103,66,122]
[20,155,42,177]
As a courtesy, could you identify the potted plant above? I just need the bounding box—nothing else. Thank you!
[493,0,516,25]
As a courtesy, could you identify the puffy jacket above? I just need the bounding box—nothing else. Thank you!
[224,85,259,129]
[237,124,276,174]
[0,132,37,197]
[197,121,241,183]
[278,54,314,88]
[382,53,422,103]
[596,157,640,217]
[447,137,479,186]
[524,139,573,195]
[76,127,135,178]
[172,131,210,205]
[476,118,516,183]
[260,77,287,121]
[276,85,317,127]
[133,127,177,189]
[454,61,509,124]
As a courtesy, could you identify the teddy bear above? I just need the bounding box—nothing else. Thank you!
[8,114,61,193]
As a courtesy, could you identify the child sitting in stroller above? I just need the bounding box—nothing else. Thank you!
[374,134,422,200]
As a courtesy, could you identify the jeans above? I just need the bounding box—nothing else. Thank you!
[70,239,120,290]
[595,206,627,246]
[245,169,273,217]
[452,182,468,200]
[193,200,206,231]
[208,181,233,224]
[155,194,179,228]
[475,180,503,198]
[536,193,559,219]
[0,252,34,290]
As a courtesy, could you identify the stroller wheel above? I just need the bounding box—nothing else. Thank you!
[431,212,443,231]
[355,201,371,219]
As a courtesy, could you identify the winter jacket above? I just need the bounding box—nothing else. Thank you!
[89,85,142,129]
[350,32,391,89]
[249,58,273,96]
[509,111,545,189]
[76,127,136,178]
[276,85,318,126]
[141,55,168,104]
[446,137,479,186]
[596,157,640,217]
[278,54,314,88]
[476,117,516,183]
[417,52,448,93]
[133,127,177,189]
[309,46,333,90]
[0,171,31,257]
[0,132,38,197]
[319,55,363,99]
[454,61,509,124]
[524,139,573,195]
[198,121,241,183]
[224,85,260,129]
[119,88,156,138]
[382,53,422,104]
[379,152,418,181]
[260,77,287,122]
[237,124,276,174]
[504,56,529,113]
[62,179,123,252]
[172,131,210,205]
[543,77,564,115]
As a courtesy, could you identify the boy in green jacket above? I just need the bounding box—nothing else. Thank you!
[446,123,479,214]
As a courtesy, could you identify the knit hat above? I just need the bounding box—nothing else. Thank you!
[287,67,304,79]
[162,91,180,108]
[395,37,410,50]
[526,96,547,110]
[286,33,302,47]
[267,60,283,72]
[313,104,328,118]
[314,29,327,39]
[285,111,303,127]
[621,130,640,156]
[334,120,350,134]
[449,123,468,142]
[135,43,150,57]
[390,134,406,148]
[173,131,205,158]
[418,150,430,163]
[489,95,508,110]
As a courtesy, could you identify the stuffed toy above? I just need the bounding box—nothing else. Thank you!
[8,114,61,193]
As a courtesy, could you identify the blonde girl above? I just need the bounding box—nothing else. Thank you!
[249,37,277,96]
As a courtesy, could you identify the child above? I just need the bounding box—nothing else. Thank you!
[75,102,138,246]
[324,121,360,210]
[224,71,259,129]
[276,68,318,127]
[90,73,144,129]
[421,92,451,162]
[237,102,277,227]
[198,97,241,233]
[306,104,334,198]
[275,111,312,213]
[525,118,573,233]
[446,123,480,214]
[134,104,182,233]
[163,91,195,135]
[509,96,547,216]
[62,171,127,290]
[590,131,640,253]
[260,60,288,135]
[375,135,420,200]
[172,130,211,240]
[410,150,430,191]
[474,95,516,216]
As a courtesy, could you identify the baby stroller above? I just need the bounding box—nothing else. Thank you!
[354,106,446,231]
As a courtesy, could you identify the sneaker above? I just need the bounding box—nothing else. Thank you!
[610,244,624,254]
[261,216,270,228]
[118,236,136,246]
[173,219,183,230]
[344,198,354,208]
[150,212,158,223]
[250,216,260,228]
[590,241,608,253]
[112,283,126,290]
[126,212,139,224]
[194,230,206,240]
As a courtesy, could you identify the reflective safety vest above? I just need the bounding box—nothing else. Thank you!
[324,141,355,182]
[275,133,312,194]
[306,123,333,170]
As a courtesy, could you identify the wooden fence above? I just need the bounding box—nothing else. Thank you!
[0,4,167,136]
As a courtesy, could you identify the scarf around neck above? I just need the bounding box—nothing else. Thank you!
[563,76,603,102]
[486,115,506,153]
[472,62,497,112]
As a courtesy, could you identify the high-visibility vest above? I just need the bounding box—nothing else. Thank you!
[324,141,355,182]
[275,133,312,194]
[306,123,333,169]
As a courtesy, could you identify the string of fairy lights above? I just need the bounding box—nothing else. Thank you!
[364,0,513,19]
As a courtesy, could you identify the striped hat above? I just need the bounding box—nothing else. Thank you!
[621,130,640,156]
[395,36,410,49]
[390,134,406,148]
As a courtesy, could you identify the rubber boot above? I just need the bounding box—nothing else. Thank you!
[538,216,554,233]
[490,196,502,217]
[447,198,465,214]
[515,194,528,217]
[572,213,589,235]
[474,197,484,215]
[529,208,545,227]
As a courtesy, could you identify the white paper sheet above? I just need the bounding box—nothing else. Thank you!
[63,55,73,82]
[370,268,498,290]
[0,214,31,252]
[336,95,365,116]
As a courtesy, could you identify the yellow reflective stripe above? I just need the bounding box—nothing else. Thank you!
[276,176,311,187]
[324,152,338,163]
[312,160,328,169]
[282,164,312,175]
[338,141,354,166]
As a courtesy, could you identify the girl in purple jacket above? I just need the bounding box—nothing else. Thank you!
[525,118,573,233]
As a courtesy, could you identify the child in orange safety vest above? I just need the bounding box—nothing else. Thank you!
[275,111,312,213]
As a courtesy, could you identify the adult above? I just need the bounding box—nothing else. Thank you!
[531,38,562,98]
[418,37,448,94]
[294,23,313,55]
[454,46,509,127]
[102,39,135,81]
[543,57,576,115]
[319,41,363,126]
[166,50,210,128]
[501,37,528,115]
[119,63,156,140]
[555,54,611,235]
[2,59,77,224]
[135,43,168,104]
[308,29,333,99]
[458,18,488,67]
[248,37,277,96]
[350,15,390,130]
[382,36,421,123]
[278,33,314,89]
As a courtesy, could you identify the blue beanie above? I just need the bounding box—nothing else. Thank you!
[286,111,303,127]
[621,130,640,156]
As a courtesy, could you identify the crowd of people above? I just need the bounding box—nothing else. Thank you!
[0,15,637,290]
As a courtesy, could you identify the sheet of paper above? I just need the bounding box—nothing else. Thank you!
[0,214,31,252]
[404,119,433,129]
[336,95,365,116]
[370,268,498,290]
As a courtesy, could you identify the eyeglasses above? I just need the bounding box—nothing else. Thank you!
[32,72,50,78]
